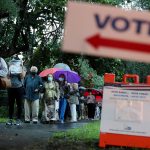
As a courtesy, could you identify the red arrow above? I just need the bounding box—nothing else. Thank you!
[86,34,150,53]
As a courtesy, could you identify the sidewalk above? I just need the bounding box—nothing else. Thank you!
[0,120,91,150]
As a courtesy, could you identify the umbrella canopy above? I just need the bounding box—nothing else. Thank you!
[54,63,71,71]
[53,70,80,83]
[83,88,103,102]
[39,68,61,77]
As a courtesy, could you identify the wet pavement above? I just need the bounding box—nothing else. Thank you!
[0,120,91,150]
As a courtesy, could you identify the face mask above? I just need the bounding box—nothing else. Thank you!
[31,71,36,75]
[48,77,53,81]
[59,77,64,81]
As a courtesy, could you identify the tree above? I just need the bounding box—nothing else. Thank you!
[0,0,17,19]
[0,0,66,58]
[1,0,150,86]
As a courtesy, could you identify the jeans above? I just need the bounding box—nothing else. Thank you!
[59,97,67,121]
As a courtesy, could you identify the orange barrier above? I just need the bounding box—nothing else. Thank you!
[99,73,150,149]
[99,132,150,148]
[122,74,139,84]
[104,73,115,83]
[146,75,150,84]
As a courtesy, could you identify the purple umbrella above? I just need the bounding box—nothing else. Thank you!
[53,70,80,83]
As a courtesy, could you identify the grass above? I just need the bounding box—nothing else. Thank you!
[48,121,100,150]
[0,118,7,123]
[53,121,100,141]
[48,121,147,150]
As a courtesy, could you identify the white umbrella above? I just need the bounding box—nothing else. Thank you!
[54,63,71,71]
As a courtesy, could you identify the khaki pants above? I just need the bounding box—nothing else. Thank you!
[24,99,39,122]
[70,103,77,122]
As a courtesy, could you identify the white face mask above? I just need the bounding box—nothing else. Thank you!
[59,77,64,81]
[48,77,53,81]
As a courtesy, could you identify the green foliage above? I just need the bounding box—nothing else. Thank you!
[122,60,150,83]
[78,58,103,88]
[1,0,150,87]
[0,106,8,118]
[29,41,61,72]
[0,0,18,17]
[0,118,8,123]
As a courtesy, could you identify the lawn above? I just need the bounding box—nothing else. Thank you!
[48,121,100,150]
[0,118,7,123]
[48,121,147,150]
[53,121,100,141]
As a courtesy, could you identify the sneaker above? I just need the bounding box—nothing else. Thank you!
[60,120,64,124]
[50,118,56,121]
[24,120,30,123]
[6,119,13,126]
[33,121,38,124]
[14,119,22,126]
[70,120,77,123]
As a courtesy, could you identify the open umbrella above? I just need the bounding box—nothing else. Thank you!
[53,70,80,83]
[54,63,71,71]
[39,68,61,77]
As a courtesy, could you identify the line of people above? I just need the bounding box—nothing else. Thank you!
[0,56,101,126]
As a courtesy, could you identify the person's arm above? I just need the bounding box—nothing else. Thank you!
[55,82,60,100]
[24,75,27,88]
[36,76,43,92]
[0,58,8,77]
[69,89,78,95]
[93,95,96,103]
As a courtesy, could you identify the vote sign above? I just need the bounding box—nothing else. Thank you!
[62,1,150,63]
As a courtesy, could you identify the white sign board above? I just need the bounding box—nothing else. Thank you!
[100,86,150,137]
[62,1,150,63]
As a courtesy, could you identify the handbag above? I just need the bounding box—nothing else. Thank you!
[0,77,11,89]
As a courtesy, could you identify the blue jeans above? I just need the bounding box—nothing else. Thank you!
[59,97,67,121]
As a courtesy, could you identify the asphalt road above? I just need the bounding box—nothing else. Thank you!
[0,121,89,150]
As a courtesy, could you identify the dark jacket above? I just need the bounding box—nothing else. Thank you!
[24,74,43,101]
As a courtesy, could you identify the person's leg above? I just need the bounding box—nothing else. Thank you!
[80,103,84,119]
[87,104,91,119]
[49,104,55,120]
[6,88,15,125]
[32,99,39,123]
[64,101,70,121]
[59,98,62,119]
[7,88,15,119]
[70,103,73,121]
[15,87,23,120]
[70,104,77,122]
[50,99,55,120]
[59,98,67,123]
[24,99,31,122]
[55,100,59,121]
[76,104,80,120]
[43,103,50,122]
[91,103,96,119]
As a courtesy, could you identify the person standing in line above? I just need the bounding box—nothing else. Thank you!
[68,83,79,122]
[42,74,60,123]
[58,74,69,124]
[24,66,43,124]
[6,55,25,126]
[0,57,8,78]
[86,92,96,120]
[0,57,9,89]
[78,87,86,120]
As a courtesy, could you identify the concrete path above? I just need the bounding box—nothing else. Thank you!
[0,120,90,150]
